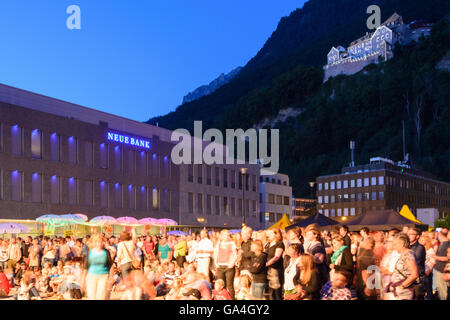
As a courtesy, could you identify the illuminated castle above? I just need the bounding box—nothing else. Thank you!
[323,13,433,82]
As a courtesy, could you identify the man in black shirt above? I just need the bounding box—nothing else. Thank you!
[21,236,32,266]
[432,228,449,300]
[238,226,253,272]
[249,240,267,299]
[407,228,426,299]
[339,225,352,249]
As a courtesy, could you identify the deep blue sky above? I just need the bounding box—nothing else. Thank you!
[0,0,306,121]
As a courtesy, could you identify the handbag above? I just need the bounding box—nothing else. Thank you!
[123,242,141,270]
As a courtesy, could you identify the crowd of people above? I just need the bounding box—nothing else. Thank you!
[0,224,449,301]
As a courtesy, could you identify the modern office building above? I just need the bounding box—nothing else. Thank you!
[0,84,260,229]
[259,171,292,229]
[316,157,450,220]
[292,198,316,222]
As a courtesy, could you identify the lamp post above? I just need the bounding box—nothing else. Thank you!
[241,168,248,226]
[309,181,315,199]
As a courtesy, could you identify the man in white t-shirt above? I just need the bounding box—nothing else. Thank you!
[195,229,213,281]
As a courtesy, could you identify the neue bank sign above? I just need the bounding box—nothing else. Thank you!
[107,131,151,149]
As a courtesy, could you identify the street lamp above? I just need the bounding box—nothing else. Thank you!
[241,168,248,226]
[309,181,315,199]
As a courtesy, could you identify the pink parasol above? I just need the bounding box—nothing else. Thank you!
[156,218,178,226]
[138,218,159,225]
[116,216,139,225]
[90,216,117,225]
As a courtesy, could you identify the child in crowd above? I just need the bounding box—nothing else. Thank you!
[320,271,353,300]
[235,274,252,300]
[212,279,232,300]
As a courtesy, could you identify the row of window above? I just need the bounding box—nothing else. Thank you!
[265,212,287,223]
[319,208,357,217]
[318,176,384,190]
[319,175,450,195]
[318,191,385,204]
[260,176,288,186]
[265,193,290,206]
[187,164,257,192]
[1,169,170,211]
[1,124,170,178]
[187,192,257,217]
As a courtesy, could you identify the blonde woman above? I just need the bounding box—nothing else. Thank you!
[294,254,321,300]
[82,234,113,300]
[213,229,237,299]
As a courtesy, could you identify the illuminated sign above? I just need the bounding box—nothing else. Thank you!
[265,212,270,222]
[107,131,151,149]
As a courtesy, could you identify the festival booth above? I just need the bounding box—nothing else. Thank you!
[340,209,428,231]
[267,214,293,230]
[285,213,340,231]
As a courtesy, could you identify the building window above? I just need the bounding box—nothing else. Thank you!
[223,169,228,188]
[215,167,220,187]
[344,194,349,201]
[188,193,194,213]
[68,177,78,205]
[114,183,122,208]
[324,195,329,204]
[350,179,355,188]
[351,193,355,202]
[206,195,212,215]
[337,181,341,189]
[85,141,93,167]
[100,181,108,208]
[357,193,362,201]
[114,146,122,172]
[337,208,342,216]
[343,180,348,188]
[318,196,323,204]
[379,191,384,200]
[85,180,93,207]
[371,177,377,186]
[197,193,203,213]
[11,125,23,156]
[269,194,275,204]
[31,129,42,159]
[231,198,236,216]
[350,208,356,216]
[284,196,290,206]
[324,209,329,217]
[364,178,370,187]
[31,173,42,203]
[152,154,159,177]
[331,195,335,203]
[51,175,61,204]
[215,196,220,215]
[206,166,212,185]
[188,164,194,182]
[344,208,349,216]
[230,170,237,189]
[50,133,61,162]
[252,200,256,217]
[371,192,377,201]
[128,150,135,174]
[151,188,159,210]
[238,198,242,216]
[252,175,257,192]
[223,197,229,216]
[318,183,323,191]
[365,192,370,200]
[378,176,384,185]
[330,181,335,190]
[127,185,136,209]
[196,165,203,184]
[100,143,108,168]
[331,209,336,217]
[163,156,170,179]
[163,189,170,212]
[139,151,147,176]
[357,179,362,187]
[324,182,329,190]
[276,195,282,205]
[67,137,78,164]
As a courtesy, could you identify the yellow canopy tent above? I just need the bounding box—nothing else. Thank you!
[268,214,293,230]
[399,205,425,224]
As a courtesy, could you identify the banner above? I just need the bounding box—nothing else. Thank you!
[64,230,74,237]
